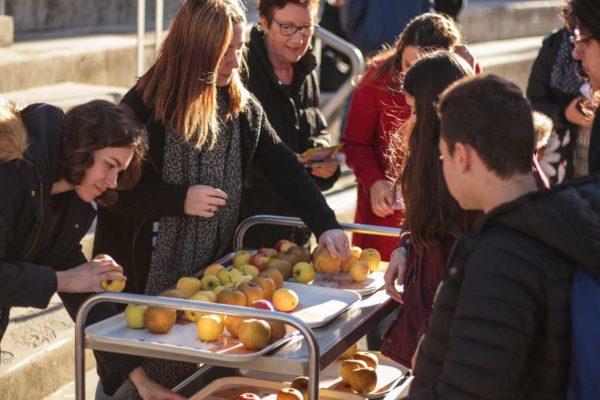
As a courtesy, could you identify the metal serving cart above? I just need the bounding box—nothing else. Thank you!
[75,215,402,399]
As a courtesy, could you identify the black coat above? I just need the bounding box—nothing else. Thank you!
[243,26,340,247]
[93,86,340,294]
[527,29,581,181]
[589,108,600,174]
[408,175,600,399]
[0,104,137,395]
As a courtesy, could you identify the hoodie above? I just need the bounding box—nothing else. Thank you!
[407,175,600,400]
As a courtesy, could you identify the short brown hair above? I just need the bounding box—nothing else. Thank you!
[258,0,319,26]
[437,74,534,178]
[58,100,147,190]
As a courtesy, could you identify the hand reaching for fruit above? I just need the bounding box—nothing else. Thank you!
[318,229,350,261]
[184,185,228,218]
[55,258,124,293]
[384,247,406,304]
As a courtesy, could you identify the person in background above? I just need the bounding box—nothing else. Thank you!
[407,74,600,400]
[0,99,147,397]
[93,1,349,396]
[380,51,475,368]
[342,13,464,262]
[340,0,434,57]
[527,24,592,183]
[243,0,340,249]
[565,0,600,175]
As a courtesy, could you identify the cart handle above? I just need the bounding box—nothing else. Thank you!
[75,292,320,400]
[234,215,402,250]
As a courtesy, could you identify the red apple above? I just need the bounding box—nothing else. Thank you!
[258,247,278,257]
[249,253,271,271]
[251,299,275,311]
[275,239,295,252]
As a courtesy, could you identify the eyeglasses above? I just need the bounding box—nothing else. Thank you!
[272,18,317,37]
[570,27,594,55]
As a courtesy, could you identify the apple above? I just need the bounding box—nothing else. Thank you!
[350,260,370,282]
[249,254,271,271]
[292,262,315,284]
[216,288,247,307]
[203,263,225,277]
[258,269,284,289]
[312,246,341,274]
[288,246,311,263]
[237,394,261,400]
[352,351,379,369]
[218,266,240,285]
[201,274,221,291]
[237,281,264,306]
[158,288,186,318]
[100,272,127,292]
[213,285,226,295]
[144,307,176,334]
[267,320,287,343]
[257,247,278,257]
[349,367,378,393]
[225,315,246,338]
[194,290,217,303]
[251,299,275,311]
[124,304,147,329]
[275,239,296,252]
[238,318,271,350]
[340,246,361,273]
[272,288,299,312]
[196,314,224,341]
[266,258,293,280]
[184,293,210,322]
[276,388,303,400]
[253,276,276,300]
[232,250,253,269]
[230,272,254,285]
[274,251,300,269]
[340,359,367,385]
[339,343,358,359]
[93,253,113,261]
[176,276,203,298]
[290,376,309,400]
[359,248,381,272]
[240,264,260,278]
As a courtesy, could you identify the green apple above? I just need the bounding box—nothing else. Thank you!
[176,276,203,298]
[231,272,254,285]
[218,266,240,285]
[292,262,316,284]
[124,304,147,329]
[232,250,253,270]
[240,264,260,278]
[201,274,221,291]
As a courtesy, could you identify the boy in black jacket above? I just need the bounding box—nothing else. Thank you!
[407,74,600,399]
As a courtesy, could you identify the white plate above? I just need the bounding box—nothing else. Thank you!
[304,271,386,296]
[190,376,365,400]
[283,281,361,328]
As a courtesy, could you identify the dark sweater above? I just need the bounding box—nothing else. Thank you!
[408,175,600,399]
[93,86,340,294]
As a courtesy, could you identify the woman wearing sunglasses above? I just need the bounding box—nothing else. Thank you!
[243,0,340,249]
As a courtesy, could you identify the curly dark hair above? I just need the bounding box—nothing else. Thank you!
[58,100,147,191]
[563,0,600,39]
[258,0,319,26]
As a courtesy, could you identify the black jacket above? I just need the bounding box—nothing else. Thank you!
[527,29,580,180]
[408,175,600,399]
[589,108,600,174]
[0,104,137,395]
[93,86,340,294]
[243,25,340,247]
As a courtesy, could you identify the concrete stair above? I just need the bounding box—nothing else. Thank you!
[0,1,564,399]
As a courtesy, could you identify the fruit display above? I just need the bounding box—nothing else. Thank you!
[337,351,381,394]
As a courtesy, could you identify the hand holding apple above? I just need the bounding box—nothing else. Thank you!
[317,229,350,261]
[93,254,126,292]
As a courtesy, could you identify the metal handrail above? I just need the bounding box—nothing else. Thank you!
[75,292,321,399]
[314,27,365,121]
[0,0,5,15]
[136,0,166,77]
[234,215,401,250]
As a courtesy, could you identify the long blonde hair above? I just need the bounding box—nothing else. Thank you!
[138,0,248,149]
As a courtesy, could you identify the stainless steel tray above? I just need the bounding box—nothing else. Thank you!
[85,308,296,363]
[190,376,365,400]
[283,281,360,328]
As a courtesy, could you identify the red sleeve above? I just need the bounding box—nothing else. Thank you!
[342,73,387,192]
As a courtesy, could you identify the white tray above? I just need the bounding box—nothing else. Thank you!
[303,271,386,296]
[242,352,409,399]
[190,376,365,400]
[85,314,295,363]
[283,281,361,328]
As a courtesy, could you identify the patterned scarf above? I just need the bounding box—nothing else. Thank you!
[550,29,582,96]
[131,88,243,398]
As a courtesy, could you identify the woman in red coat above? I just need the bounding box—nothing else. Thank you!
[342,13,464,260]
